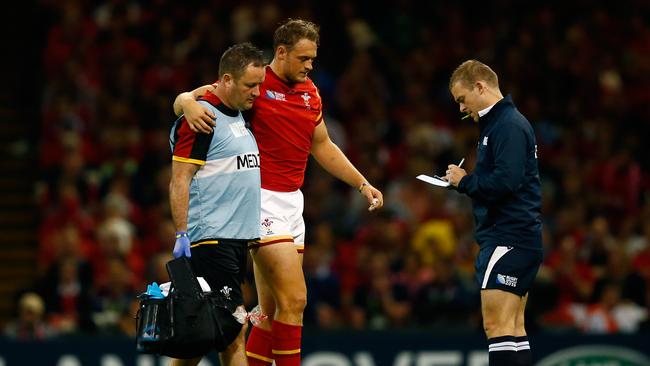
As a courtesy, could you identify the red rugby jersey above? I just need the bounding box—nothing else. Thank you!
[249,66,323,191]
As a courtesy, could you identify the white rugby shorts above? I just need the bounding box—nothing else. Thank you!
[250,188,305,253]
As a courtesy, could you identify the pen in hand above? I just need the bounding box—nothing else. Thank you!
[437,158,465,182]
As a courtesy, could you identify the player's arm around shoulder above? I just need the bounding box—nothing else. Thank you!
[173,84,217,133]
[310,122,384,211]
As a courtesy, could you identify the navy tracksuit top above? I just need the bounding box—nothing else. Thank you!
[457,95,543,251]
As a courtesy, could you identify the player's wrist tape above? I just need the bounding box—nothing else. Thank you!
[358,182,369,193]
[175,231,189,239]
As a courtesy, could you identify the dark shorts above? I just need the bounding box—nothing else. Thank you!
[475,245,543,297]
[189,239,248,307]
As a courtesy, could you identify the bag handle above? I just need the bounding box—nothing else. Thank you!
[166,257,203,298]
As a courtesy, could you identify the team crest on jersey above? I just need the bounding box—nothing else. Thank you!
[301,92,311,109]
[261,218,274,235]
[266,90,286,101]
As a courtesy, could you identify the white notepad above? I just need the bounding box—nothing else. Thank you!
[416,174,450,187]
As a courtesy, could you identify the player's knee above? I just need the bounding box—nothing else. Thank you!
[276,291,307,315]
[482,317,496,335]
[483,316,514,337]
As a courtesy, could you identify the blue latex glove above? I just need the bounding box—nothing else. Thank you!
[173,232,191,258]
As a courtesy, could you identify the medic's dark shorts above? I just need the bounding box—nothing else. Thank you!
[189,239,248,307]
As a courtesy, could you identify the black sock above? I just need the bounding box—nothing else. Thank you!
[514,336,532,366]
[488,335,517,366]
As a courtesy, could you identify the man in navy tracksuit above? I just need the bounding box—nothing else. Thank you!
[445,60,542,366]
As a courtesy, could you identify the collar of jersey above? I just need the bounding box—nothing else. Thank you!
[479,94,514,130]
[198,91,239,117]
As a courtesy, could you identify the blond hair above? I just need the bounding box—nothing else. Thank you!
[449,60,499,90]
[274,18,320,50]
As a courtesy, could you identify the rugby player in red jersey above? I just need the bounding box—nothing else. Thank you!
[173,19,383,366]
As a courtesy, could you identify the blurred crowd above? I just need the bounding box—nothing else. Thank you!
[8,0,649,340]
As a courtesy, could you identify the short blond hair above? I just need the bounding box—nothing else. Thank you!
[274,19,320,50]
[449,60,499,90]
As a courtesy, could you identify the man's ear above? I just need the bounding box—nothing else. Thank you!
[476,81,488,94]
[275,45,288,61]
[222,73,233,87]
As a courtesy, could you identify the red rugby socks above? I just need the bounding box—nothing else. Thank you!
[246,326,274,366]
[271,320,302,366]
